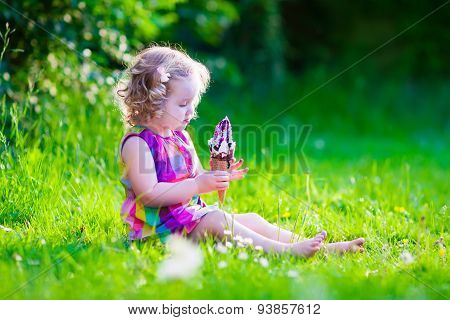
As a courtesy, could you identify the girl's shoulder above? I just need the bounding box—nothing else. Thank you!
[174,130,191,145]
[119,127,159,158]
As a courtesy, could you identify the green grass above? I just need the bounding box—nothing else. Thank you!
[0,63,449,299]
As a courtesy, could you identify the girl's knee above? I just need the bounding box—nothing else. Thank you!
[248,212,260,219]
[237,212,260,222]
[206,209,227,221]
[198,210,228,232]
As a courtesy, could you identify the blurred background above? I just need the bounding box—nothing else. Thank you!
[0,0,449,168]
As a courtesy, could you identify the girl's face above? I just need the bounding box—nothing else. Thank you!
[160,76,200,131]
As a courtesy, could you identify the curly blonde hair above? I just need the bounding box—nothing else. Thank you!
[115,45,210,127]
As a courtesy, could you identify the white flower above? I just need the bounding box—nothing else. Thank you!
[218,260,227,269]
[399,250,414,264]
[287,270,299,278]
[99,28,107,37]
[28,259,40,266]
[237,252,248,260]
[135,276,147,288]
[63,14,72,23]
[13,253,22,262]
[156,66,171,83]
[29,96,38,104]
[119,43,127,52]
[156,235,203,280]
[364,269,378,277]
[0,224,12,232]
[215,242,228,254]
[106,76,115,85]
[233,235,244,243]
[259,257,269,268]
[82,48,91,58]
[225,241,233,248]
[243,237,253,246]
[123,53,132,63]
[223,229,232,236]
[254,245,263,251]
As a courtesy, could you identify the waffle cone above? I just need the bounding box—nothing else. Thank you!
[210,157,230,204]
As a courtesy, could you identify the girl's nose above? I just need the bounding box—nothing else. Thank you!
[186,104,194,117]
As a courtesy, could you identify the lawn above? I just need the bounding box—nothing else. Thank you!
[0,71,448,299]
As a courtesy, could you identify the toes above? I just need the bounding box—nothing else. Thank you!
[314,231,327,241]
[312,242,321,249]
[351,244,364,253]
[311,240,323,250]
[354,237,365,246]
[350,238,365,252]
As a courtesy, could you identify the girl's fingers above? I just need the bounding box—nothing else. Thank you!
[230,159,244,170]
[217,182,229,189]
[230,168,249,177]
[232,168,249,174]
[211,167,248,183]
[230,173,246,181]
[213,170,229,176]
[213,171,230,181]
[215,175,230,182]
[229,168,249,181]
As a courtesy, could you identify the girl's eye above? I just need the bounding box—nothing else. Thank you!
[179,104,187,107]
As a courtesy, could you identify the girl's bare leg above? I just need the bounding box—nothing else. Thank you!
[234,213,365,253]
[188,210,325,258]
[233,213,297,242]
[325,238,365,253]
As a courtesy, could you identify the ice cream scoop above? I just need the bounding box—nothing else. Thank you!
[208,116,236,163]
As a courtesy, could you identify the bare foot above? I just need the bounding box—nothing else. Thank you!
[325,237,365,254]
[290,231,327,258]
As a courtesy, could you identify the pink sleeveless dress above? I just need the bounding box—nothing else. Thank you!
[119,126,215,243]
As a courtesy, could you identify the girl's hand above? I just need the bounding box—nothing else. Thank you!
[230,157,243,170]
[195,171,230,194]
[229,158,249,181]
[195,159,249,194]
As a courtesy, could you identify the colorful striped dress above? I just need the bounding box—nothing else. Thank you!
[119,126,215,242]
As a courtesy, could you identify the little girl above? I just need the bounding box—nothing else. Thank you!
[115,45,364,257]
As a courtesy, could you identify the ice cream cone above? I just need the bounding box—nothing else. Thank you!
[210,157,230,204]
[208,116,236,205]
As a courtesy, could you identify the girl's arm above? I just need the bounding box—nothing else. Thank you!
[121,136,231,207]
